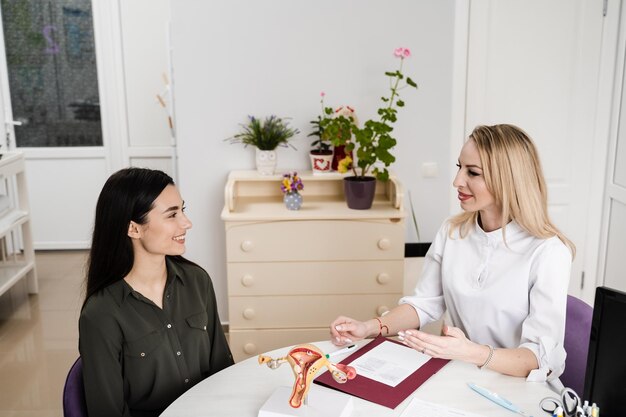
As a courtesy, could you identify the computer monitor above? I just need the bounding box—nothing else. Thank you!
[583,286,626,417]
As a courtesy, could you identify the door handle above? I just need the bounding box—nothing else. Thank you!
[5,118,25,126]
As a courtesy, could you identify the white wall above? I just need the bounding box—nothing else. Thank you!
[120,0,171,148]
[171,0,456,320]
[119,0,175,176]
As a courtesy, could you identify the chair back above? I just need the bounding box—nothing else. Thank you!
[63,357,88,417]
[561,295,593,396]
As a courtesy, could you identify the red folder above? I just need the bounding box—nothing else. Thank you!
[314,336,449,409]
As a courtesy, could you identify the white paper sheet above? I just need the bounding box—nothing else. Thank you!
[399,398,487,417]
[348,340,430,387]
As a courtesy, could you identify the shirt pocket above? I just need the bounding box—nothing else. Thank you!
[186,311,208,332]
[123,330,164,359]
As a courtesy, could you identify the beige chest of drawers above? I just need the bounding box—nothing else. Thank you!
[221,170,405,361]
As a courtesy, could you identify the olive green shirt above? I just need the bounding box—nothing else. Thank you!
[79,257,233,417]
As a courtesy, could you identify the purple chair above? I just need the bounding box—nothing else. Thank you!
[62,357,88,417]
[561,295,593,396]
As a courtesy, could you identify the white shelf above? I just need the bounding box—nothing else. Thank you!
[0,210,29,237]
[0,152,26,177]
[221,170,404,221]
[0,151,37,297]
[0,262,36,296]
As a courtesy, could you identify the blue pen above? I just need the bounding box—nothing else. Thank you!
[468,383,534,417]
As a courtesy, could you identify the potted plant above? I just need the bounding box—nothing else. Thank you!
[227,115,299,175]
[330,105,357,171]
[320,47,418,209]
[308,92,334,174]
[280,171,304,210]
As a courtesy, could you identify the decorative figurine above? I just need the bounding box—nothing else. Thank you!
[258,344,357,408]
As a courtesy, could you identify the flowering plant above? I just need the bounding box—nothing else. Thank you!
[320,47,418,181]
[280,172,304,194]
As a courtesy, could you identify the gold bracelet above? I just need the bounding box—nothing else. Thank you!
[478,344,494,370]
[375,317,389,337]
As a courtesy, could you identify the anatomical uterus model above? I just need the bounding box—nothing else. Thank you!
[258,344,357,408]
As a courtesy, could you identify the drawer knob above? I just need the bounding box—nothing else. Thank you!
[241,240,254,252]
[376,305,389,316]
[241,274,255,287]
[243,308,256,320]
[376,273,391,285]
[243,343,257,354]
[377,238,391,250]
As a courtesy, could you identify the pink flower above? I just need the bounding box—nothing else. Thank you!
[320,91,326,97]
[393,47,411,59]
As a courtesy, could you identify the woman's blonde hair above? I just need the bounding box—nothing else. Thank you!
[449,124,575,257]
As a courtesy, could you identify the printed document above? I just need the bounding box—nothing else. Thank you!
[399,398,487,417]
[348,340,429,387]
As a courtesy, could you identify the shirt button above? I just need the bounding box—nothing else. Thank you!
[167,324,172,329]
[140,352,145,357]
[166,293,170,298]
[184,379,189,383]
[176,351,181,356]
[203,326,207,330]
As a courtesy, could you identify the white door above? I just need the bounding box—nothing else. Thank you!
[0,0,174,249]
[461,0,606,302]
[597,0,626,294]
[0,0,110,249]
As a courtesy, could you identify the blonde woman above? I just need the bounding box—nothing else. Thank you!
[330,124,574,381]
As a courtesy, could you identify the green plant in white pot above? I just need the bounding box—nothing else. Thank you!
[227,115,299,175]
[308,92,334,174]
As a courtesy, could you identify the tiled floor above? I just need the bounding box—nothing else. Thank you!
[0,250,87,417]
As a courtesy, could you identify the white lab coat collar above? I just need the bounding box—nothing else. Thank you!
[473,216,524,246]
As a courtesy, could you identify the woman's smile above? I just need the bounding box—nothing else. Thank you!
[457,191,472,202]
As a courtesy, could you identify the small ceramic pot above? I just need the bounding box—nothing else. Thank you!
[343,176,376,209]
[309,150,333,174]
[256,149,277,175]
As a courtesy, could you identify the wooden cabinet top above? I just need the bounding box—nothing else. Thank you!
[221,170,405,221]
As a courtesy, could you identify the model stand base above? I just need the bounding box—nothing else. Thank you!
[258,385,353,417]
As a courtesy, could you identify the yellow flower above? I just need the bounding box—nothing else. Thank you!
[337,156,353,173]
[282,178,290,189]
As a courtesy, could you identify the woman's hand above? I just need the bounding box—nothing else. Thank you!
[330,316,371,346]
[398,324,486,364]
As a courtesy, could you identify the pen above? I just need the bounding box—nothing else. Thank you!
[326,344,357,359]
[468,383,533,417]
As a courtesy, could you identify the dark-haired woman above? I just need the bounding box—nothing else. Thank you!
[79,168,233,417]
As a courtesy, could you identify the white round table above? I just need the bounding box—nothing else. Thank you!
[161,339,556,417]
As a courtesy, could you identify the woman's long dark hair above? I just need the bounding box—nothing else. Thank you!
[83,167,174,308]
